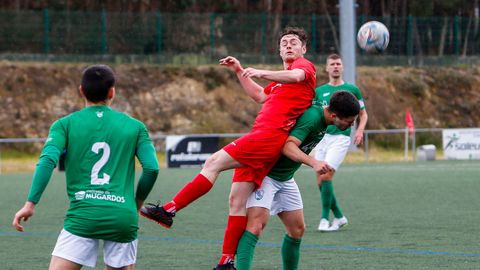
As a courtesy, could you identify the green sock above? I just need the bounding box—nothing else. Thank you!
[331,191,344,218]
[281,234,302,270]
[236,230,258,270]
[320,180,333,220]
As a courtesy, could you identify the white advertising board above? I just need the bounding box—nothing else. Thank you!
[442,128,480,160]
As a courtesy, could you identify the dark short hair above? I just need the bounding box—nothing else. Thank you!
[326,53,342,63]
[81,65,115,102]
[328,90,360,118]
[278,26,308,47]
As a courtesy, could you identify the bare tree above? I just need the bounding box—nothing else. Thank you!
[269,0,283,52]
[320,0,339,52]
[462,12,473,57]
[438,17,448,56]
[413,18,424,64]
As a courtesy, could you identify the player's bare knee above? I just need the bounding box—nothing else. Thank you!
[287,224,305,239]
[246,222,265,236]
[319,170,335,181]
[228,194,247,215]
[203,152,220,171]
[106,265,132,270]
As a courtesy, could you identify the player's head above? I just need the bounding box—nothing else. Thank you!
[278,27,308,63]
[327,90,360,131]
[80,65,116,103]
[325,53,344,80]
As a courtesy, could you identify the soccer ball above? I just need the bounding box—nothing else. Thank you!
[357,21,389,53]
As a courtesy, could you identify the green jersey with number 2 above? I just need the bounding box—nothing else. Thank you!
[43,105,152,242]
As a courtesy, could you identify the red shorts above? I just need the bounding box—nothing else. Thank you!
[223,129,289,187]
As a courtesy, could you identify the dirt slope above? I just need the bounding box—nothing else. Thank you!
[1,61,479,140]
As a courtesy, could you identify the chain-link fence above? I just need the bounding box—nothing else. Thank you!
[0,10,479,65]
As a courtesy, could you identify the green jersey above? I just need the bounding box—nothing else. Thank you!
[268,105,327,181]
[28,105,158,242]
[313,83,365,136]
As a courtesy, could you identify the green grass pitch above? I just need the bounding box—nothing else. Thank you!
[1,161,480,269]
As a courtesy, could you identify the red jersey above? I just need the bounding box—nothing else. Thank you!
[252,57,316,131]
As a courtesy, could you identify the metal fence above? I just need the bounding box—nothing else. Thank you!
[363,128,444,161]
[0,128,449,173]
[0,10,479,64]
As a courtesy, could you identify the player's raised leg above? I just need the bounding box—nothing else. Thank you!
[140,149,242,228]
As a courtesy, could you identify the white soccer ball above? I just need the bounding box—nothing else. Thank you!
[357,21,390,53]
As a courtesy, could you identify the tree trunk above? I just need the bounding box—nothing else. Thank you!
[474,0,479,36]
[363,0,370,16]
[438,17,448,56]
[401,0,408,53]
[462,15,473,57]
[320,0,339,52]
[413,18,423,64]
[270,0,283,51]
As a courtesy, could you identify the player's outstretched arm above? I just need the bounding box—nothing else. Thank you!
[12,201,36,232]
[242,68,305,84]
[219,56,266,103]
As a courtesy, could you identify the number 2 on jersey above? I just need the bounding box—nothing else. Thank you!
[91,142,111,185]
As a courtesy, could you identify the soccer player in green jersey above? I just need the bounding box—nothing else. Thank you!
[235,91,360,270]
[12,65,159,270]
[313,54,369,232]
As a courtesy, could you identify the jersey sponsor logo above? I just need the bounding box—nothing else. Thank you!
[255,189,265,200]
[322,92,330,97]
[301,139,322,153]
[96,111,104,118]
[74,190,125,203]
[75,191,86,200]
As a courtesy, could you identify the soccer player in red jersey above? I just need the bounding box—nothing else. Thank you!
[141,27,316,270]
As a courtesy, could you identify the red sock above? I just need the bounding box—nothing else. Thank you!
[218,215,248,264]
[163,201,177,213]
[164,173,213,212]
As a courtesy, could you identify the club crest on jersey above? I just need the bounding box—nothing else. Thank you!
[255,189,265,200]
[96,111,104,118]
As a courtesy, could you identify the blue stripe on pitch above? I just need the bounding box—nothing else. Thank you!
[2,231,479,258]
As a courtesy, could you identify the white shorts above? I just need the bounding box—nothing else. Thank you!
[246,176,303,216]
[314,134,351,171]
[51,229,138,268]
